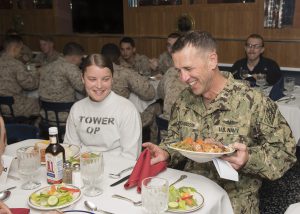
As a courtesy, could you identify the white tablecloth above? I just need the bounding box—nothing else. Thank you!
[129,79,160,113]
[4,139,234,214]
[276,86,300,145]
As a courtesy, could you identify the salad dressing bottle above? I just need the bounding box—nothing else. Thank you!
[45,127,66,184]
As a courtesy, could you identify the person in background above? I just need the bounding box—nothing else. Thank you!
[150,32,181,75]
[230,33,282,86]
[1,28,33,64]
[33,36,61,66]
[0,35,40,118]
[64,54,142,160]
[38,42,85,124]
[143,31,296,213]
[101,43,155,101]
[119,37,152,77]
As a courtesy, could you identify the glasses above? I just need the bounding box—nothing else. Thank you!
[245,44,263,49]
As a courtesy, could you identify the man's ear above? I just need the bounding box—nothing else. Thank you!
[208,51,218,70]
[133,47,136,53]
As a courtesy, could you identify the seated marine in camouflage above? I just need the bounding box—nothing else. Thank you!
[0,35,40,118]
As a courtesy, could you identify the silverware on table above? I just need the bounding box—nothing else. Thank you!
[0,186,16,193]
[84,200,114,214]
[112,194,142,206]
[110,174,130,187]
[170,174,188,186]
[109,166,134,179]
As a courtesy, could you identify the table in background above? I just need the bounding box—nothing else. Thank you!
[4,139,234,214]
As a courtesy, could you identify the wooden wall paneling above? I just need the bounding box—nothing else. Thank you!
[53,0,72,34]
[0,10,14,33]
[217,40,245,64]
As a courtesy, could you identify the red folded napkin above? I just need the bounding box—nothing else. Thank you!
[124,149,167,193]
[10,208,30,214]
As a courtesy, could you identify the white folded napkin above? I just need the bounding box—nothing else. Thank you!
[213,158,239,182]
[0,155,14,190]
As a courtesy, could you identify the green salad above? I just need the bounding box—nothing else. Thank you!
[168,186,198,210]
[30,185,80,207]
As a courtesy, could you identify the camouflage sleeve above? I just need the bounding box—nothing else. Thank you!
[159,98,187,168]
[136,55,152,77]
[65,64,85,93]
[157,74,166,99]
[242,96,297,180]
[16,62,39,90]
[126,69,155,101]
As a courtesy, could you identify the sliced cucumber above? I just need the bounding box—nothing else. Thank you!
[168,201,179,209]
[48,195,59,206]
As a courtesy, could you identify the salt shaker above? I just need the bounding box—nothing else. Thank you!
[72,163,83,188]
[63,162,72,184]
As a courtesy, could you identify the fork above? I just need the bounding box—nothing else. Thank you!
[109,166,134,179]
[112,194,142,206]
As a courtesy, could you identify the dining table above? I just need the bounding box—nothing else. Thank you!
[3,139,234,214]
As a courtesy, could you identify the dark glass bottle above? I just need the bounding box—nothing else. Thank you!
[45,127,66,184]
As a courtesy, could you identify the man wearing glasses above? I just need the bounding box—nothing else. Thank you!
[230,34,282,86]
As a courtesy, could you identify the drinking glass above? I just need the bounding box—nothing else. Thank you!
[142,177,169,214]
[284,76,295,96]
[80,152,104,197]
[240,68,249,80]
[256,73,267,90]
[17,146,41,190]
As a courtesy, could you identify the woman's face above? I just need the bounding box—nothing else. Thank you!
[82,65,113,102]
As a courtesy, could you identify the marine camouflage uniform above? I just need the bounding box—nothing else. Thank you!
[0,54,39,117]
[33,50,61,66]
[112,63,155,101]
[160,73,296,214]
[156,51,173,75]
[119,53,152,77]
[157,67,187,120]
[38,57,85,123]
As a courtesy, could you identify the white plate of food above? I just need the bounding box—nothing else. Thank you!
[168,138,235,163]
[28,184,82,210]
[34,141,80,164]
[168,186,204,213]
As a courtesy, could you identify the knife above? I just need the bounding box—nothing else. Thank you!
[110,175,130,187]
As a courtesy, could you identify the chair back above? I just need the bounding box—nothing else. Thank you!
[40,100,74,141]
[5,123,40,145]
[0,96,15,118]
[156,116,169,145]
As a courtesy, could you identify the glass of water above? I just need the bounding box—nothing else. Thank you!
[142,177,169,214]
[256,73,267,90]
[80,152,104,197]
[284,76,295,96]
[17,146,41,190]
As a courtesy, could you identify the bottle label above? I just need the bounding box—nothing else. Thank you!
[46,152,64,184]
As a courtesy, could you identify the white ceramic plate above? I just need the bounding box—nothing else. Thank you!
[41,144,80,165]
[168,143,235,163]
[28,184,82,210]
[168,191,205,213]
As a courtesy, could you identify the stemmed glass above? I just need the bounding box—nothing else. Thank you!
[256,73,267,90]
[284,77,295,97]
[80,152,104,197]
[142,177,169,214]
[240,68,250,80]
[17,146,41,190]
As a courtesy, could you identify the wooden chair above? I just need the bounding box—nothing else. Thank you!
[39,100,74,142]
[5,123,40,145]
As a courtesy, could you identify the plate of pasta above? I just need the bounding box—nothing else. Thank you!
[168,138,235,163]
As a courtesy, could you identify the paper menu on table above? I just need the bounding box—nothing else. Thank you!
[213,158,239,182]
[0,155,14,190]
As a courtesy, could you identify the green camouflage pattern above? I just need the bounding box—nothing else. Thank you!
[38,57,84,123]
[160,73,296,214]
[33,50,61,66]
[157,67,187,120]
[119,53,152,77]
[156,51,174,75]
[0,54,39,117]
[112,63,155,101]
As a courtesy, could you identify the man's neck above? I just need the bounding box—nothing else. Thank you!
[247,58,260,71]
[202,70,228,106]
